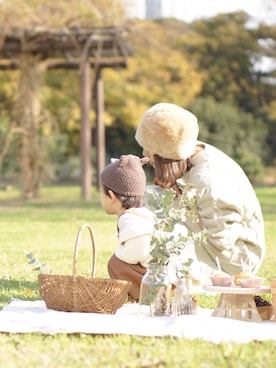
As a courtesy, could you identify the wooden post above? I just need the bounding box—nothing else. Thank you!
[95,68,105,189]
[80,59,92,200]
[271,279,276,321]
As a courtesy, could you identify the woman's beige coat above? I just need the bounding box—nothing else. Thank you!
[181,142,265,276]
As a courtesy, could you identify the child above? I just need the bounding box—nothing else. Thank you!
[100,154,155,301]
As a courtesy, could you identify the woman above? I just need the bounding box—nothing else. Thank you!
[135,102,265,281]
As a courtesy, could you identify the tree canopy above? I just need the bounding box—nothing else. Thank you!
[102,13,275,181]
[0,0,126,30]
[0,2,275,189]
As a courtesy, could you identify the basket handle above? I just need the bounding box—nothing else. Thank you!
[72,224,96,280]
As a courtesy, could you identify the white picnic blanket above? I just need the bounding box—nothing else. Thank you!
[1,299,276,344]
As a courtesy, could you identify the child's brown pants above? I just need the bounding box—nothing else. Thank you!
[108,254,147,301]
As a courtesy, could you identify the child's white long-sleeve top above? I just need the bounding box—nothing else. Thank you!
[116,207,156,267]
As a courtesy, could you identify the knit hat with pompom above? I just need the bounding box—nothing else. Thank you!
[135,103,199,160]
[100,154,149,196]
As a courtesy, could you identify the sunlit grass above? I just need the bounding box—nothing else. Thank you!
[0,185,275,367]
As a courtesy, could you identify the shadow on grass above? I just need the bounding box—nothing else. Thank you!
[0,197,101,210]
[0,185,102,210]
[0,278,40,306]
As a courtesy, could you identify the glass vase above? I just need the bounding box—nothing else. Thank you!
[139,264,172,317]
[172,278,195,316]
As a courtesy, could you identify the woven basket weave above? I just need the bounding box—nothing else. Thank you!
[38,224,132,314]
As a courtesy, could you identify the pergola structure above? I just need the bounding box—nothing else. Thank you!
[0,27,129,199]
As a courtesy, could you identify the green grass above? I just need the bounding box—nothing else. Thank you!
[0,185,276,368]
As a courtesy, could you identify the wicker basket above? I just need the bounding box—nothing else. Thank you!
[38,224,132,314]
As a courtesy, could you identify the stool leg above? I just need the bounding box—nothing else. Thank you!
[212,293,262,322]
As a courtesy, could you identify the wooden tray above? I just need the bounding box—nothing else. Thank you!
[203,285,271,294]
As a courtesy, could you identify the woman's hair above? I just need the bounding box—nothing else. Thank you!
[153,144,204,193]
[102,184,144,209]
[153,155,189,189]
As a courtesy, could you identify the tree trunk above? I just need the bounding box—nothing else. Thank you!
[15,53,47,199]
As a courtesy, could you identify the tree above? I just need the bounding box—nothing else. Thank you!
[102,19,203,158]
[253,22,276,165]
[177,11,276,169]
[188,98,267,182]
[0,0,126,198]
[14,54,48,198]
[1,7,275,187]
[179,13,259,109]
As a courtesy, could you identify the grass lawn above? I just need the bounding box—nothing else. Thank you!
[0,185,275,368]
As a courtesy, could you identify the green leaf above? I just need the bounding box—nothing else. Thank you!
[24,250,34,259]
[146,185,207,275]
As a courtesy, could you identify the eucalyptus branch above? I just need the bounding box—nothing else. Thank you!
[24,250,52,274]
[146,185,207,276]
